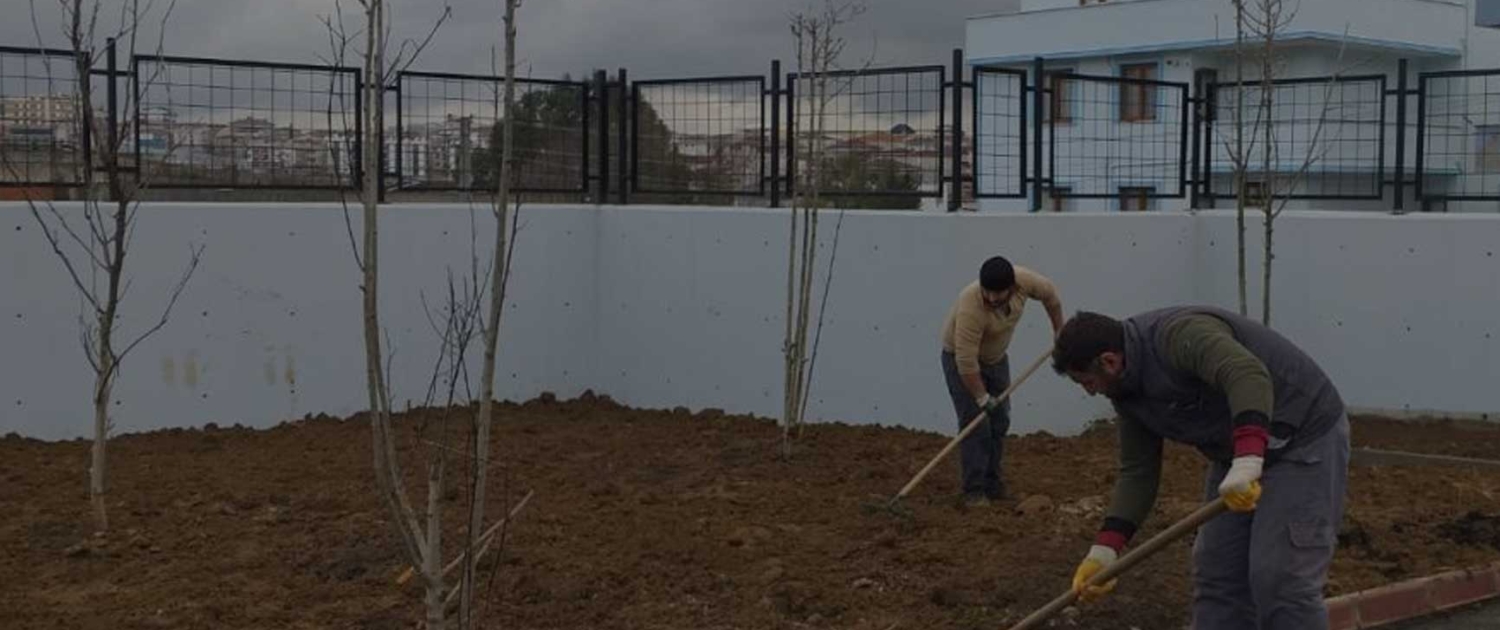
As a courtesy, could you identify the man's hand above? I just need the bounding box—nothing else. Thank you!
[1218,455,1264,512]
[976,393,1004,417]
[1071,544,1118,603]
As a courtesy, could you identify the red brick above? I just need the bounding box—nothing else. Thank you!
[1357,580,1433,626]
[1430,567,1500,611]
[1326,596,1361,630]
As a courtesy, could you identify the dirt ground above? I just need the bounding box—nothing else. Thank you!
[4,396,1500,630]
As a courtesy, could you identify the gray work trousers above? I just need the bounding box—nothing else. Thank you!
[1191,413,1350,630]
[941,351,1011,499]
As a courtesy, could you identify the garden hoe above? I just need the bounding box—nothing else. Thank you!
[866,347,1052,517]
[1003,497,1230,630]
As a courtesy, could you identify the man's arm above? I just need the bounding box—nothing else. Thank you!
[1016,267,1065,336]
[1162,314,1274,458]
[1096,412,1164,551]
[952,296,990,403]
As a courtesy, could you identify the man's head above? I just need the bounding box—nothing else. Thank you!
[979,256,1016,309]
[1052,311,1128,397]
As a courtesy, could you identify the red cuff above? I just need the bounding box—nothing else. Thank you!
[1232,424,1269,458]
[1095,530,1129,552]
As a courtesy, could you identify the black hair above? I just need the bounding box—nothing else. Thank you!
[1051,311,1125,374]
[979,256,1015,292]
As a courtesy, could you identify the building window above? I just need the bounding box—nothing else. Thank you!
[1119,63,1159,123]
[1045,70,1075,124]
[1119,186,1154,211]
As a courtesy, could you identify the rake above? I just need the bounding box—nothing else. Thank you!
[1004,498,1230,630]
[867,347,1052,516]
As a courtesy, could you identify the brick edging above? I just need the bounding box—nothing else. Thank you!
[1327,562,1500,629]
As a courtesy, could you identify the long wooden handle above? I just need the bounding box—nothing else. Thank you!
[892,347,1052,502]
[1004,499,1230,630]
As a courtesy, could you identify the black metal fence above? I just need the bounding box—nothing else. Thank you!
[1048,73,1188,202]
[786,65,946,202]
[0,46,90,187]
[1418,69,1500,203]
[5,39,1500,210]
[396,72,590,194]
[133,55,361,189]
[1205,75,1386,202]
[973,67,1026,199]
[632,76,764,196]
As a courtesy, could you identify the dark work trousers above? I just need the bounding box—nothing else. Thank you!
[1190,413,1351,630]
[941,351,1011,499]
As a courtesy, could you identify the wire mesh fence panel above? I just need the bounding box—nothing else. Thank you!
[1208,75,1386,201]
[1049,73,1187,200]
[973,67,1026,198]
[1419,70,1500,202]
[632,77,764,195]
[133,56,360,189]
[788,66,945,202]
[398,72,587,194]
[0,47,91,187]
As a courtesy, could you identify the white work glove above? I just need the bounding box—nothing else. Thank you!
[1217,455,1264,512]
[975,393,1003,416]
[1071,544,1119,603]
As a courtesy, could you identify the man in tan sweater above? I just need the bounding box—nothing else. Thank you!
[941,255,1064,506]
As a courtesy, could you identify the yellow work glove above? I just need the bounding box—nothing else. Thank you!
[1218,455,1264,512]
[1071,544,1119,604]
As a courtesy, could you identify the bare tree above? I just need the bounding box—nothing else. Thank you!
[461,0,521,626]
[780,0,865,459]
[1221,0,1352,325]
[6,0,201,533]
[326,0,531,625]
[321,2,510,628]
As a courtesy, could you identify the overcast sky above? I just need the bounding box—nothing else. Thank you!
[6,0,1019,79]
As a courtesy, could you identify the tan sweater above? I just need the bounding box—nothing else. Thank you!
[940,266,1060,375]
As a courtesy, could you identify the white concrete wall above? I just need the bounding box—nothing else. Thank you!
[0,202,598,440]
[1191,210,1500,419]
[6,203,1500,441]
[591,207,1196,437]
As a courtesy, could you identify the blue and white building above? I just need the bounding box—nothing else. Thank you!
[964,0,1500,212]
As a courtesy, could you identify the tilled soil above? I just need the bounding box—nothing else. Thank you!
[3,395,1500,630]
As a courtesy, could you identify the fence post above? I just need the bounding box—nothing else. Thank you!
[770,60,781,208]
[1031,56,1044,212]
[1190,74,1203,209]
[595,69,609,203]
[617,67,629,205]
[1394,58,1408,212]
[950,48,964,212]
[1414,69,1425,208]
[1203,83,1215,208]
[106,38,119,200]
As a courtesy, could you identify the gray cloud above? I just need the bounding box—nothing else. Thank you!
[4,0,1016,79]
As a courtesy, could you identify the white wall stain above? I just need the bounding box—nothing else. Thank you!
[183,352,200,390]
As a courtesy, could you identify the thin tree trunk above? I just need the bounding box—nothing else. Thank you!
[464,0,516,623]
[91,353,112,531]
[1259,2,1276,326]
[1234,0,1249,317]
[425,460,444,630]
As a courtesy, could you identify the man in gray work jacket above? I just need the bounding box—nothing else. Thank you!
[1049,306,1349,630]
